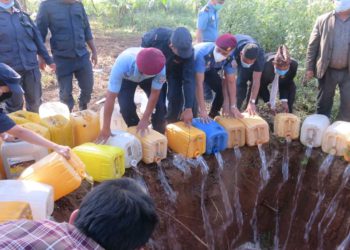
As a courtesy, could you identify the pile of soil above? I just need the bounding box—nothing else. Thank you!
[53,135,350,250]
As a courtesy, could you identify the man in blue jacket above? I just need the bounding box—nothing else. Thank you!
[36,0,98,111]
[141,27,195,125]
[0,0,55,113]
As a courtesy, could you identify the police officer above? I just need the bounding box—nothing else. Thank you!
[141,27,195,125]
[259,45,298,113]
[194,34,242,122]
[36,0,98,111]
[233,34,265,115]
[0,0,55,113]
[97,48,166,143]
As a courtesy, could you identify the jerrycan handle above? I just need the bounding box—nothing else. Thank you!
[328,135,339,155]
[284,119,294,137]
[255,127,262,145]
[306,128,315,146]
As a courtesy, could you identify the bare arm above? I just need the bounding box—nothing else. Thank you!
[226,73,243,118]
[195,73,209,121]
[246,71,262,115]
[196,29,203,43]
[87,39,98,66]
[137,88,161,133]
[97,91,118,143]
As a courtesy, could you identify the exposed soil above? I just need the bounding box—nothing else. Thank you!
[48,31,350,250]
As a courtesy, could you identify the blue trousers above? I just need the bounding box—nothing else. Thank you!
[6,67,41,113]
[54,53,93,111]
[118,78,167,134]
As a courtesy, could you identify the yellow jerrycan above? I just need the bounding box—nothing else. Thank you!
[166,122,206,158]
[73,143,125,182]
[21,122,51,140]
[214,116,246,148]
[322,121,350,156]
[8,110,41,125]
[128,127,167,164]
[71,110,100,146]
[274,113,301,140]
[19,152,86,201]
[41,114,74,147]
[0,201,33,223]
[240,113,269,146]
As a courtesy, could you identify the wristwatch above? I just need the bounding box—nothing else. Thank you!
[250,99,256,104]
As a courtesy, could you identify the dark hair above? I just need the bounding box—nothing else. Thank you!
[75,178,159,250]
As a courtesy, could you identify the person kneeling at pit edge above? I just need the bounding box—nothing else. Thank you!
[0,63,70,159]
[0,178,159,250]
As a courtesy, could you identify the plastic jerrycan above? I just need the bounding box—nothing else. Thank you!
[41,114,74,147]
[0,180,54,220]
[0,202,33,222]
[214,116,245,148]
[19,151,86,201]
[106,130,142,168]
[300,114,330,147]
[274,113,301,140]
[71,110,100,146]
[21,122,51,140]
[100,103,128,131]
[8,110,41,125]
[0,138,5,179]
[192,118,228,154]
[166,122,206,158]
[128,127,168,164]
[345,141,350,162]
[239,113,269,146]
[322,121,350,156]
[39,102,70,120]
[1,140,49,179]
[73,143,125,182]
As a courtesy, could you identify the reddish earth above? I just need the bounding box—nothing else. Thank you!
[47,32,350,250]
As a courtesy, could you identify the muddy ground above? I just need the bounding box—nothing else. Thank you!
[47,32,350,249]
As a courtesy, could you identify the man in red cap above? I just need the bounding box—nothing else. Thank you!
[194,33,242,121]
[98,47,166,142]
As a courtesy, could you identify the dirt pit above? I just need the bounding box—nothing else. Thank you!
[53,135,350,250]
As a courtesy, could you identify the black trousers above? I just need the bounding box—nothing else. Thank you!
[204,69,223,117]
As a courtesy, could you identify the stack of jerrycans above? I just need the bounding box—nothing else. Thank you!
[166,122,206,158]
[274,113,301,139]
[239,113,269,146]
[128,127,167,164]
[106,130,142,168]
[214,116,245,148]
[71,110,100,146]
[322,121,350,156]
[73,143,125,182]
[192,118,228,154]
[19,152,86,201]
[300,114,330,147]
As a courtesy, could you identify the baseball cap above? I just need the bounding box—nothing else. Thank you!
[170,27,193,59]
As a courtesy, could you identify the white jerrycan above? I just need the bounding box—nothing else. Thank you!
[100,103,128,131]
[39,102,70,120]
[300,114,330,147]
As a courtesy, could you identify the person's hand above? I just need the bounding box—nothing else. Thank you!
[181,108,193,126]
[53,145,71,159]
[38,56,46,71]
[49,63,56,73]
[0,133,16,142]
[95,128,112,144]
[91,51,98,66]
[303,70,314,85]
[137,118,150,136]
[230,107,243,119]
[281,101,289,113]
[199,110,210,123]
[245,103,257,116]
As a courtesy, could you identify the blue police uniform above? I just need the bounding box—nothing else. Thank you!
[233,34,265,109]
[141,27,196,122]
[0,6,53,113]
[197,3,219,42]
[36,0,94,111]
[194,42,236,117]
[108,48,167,133]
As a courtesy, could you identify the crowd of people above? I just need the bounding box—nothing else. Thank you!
[0,0,349,249]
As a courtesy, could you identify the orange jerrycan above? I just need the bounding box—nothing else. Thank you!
[8,110,41,125]
[128,127,167,164]
[240,113,269,146]
[21,122,51,140]
[345,142,350,162]
[19,152,86,201]
[274,113,301,140]
[71,110,100,146]
[214,116,245,148]
[41,115,74,147]
[166,122,206,158]
[73,143,125,182]
[0,202,33,223]
[322,121,350,156]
